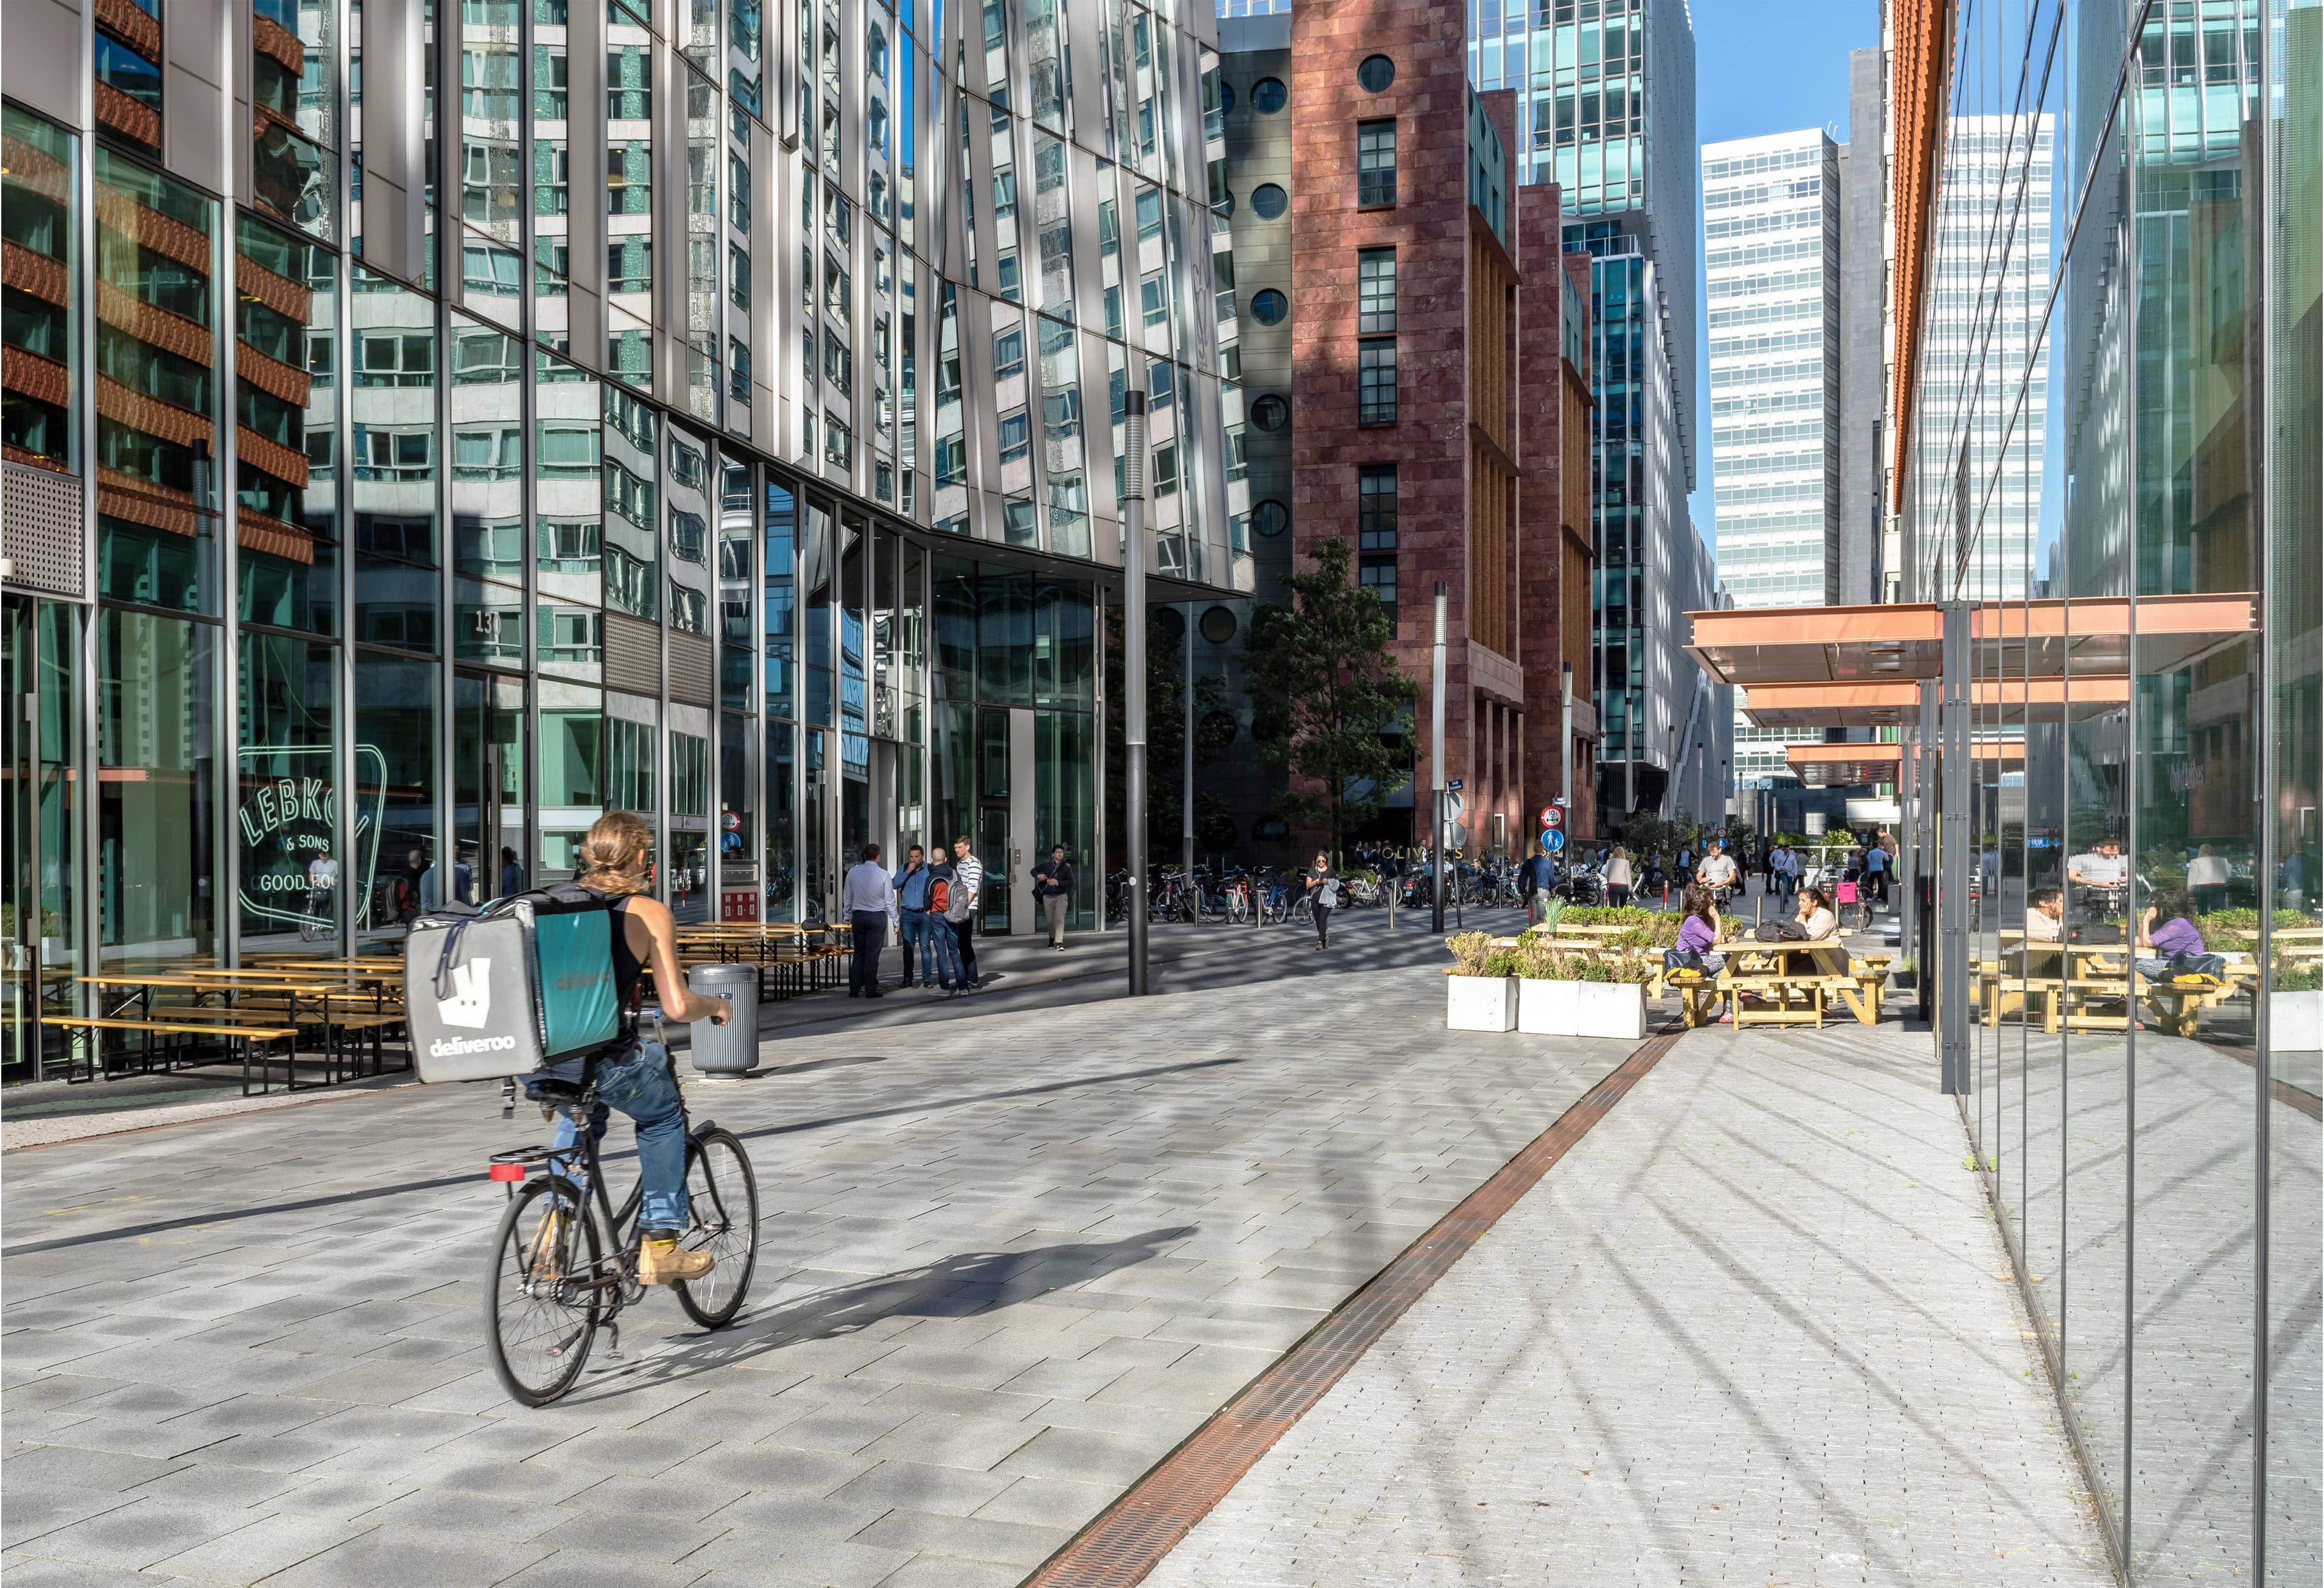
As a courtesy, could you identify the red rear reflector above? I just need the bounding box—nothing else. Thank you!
[488,1164,526,1182]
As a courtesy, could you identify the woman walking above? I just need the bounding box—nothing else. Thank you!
[1604,844,1634,907]
[1302,851,1340,950]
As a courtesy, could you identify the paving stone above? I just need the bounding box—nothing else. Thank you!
[992,1425,1169,1487]
[823,1460,1015,1518]
[354,1488,576,1542]
[849,1507,1072,1568]
[5,1497,255,1572]
[258,1527,555,1588]
[677,1527,912,1588]
[532,1508,731,1565]
[852,1413,1041,1474]
[560,1474,754,1523]
[971,1475,1118,1532]
[496,1553,709,1588]
[860,1556,1023,1588]
[1,1486,142,1552]
[144,1512,379,1586]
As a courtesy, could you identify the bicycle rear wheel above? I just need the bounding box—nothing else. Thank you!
[674,1128,759,1329]
[485,1177,604,1407]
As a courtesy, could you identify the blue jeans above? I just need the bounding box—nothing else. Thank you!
[899,908,937,982]
[910,908,963,986]
[527,1041,690,1234]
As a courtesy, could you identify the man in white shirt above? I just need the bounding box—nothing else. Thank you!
[841,843,897,998]
[1695,841,1739,898]
[946,835,986,991]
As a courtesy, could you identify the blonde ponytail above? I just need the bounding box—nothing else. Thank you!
[577,810,653,896]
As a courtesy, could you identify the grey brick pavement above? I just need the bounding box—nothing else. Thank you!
[1143,1022,2118,1588]
[3,933,1634,1587]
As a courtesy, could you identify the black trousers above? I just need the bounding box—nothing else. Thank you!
[850,910,887,994]
[1313,902,1333,946]
[952,915,978,983]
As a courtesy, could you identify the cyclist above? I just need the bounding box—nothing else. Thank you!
[1694,839,1739,907]
[528,810,734,1285]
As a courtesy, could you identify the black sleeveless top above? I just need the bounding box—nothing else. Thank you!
[609,896,645,1041]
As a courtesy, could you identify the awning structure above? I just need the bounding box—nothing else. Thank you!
[1689,593,2258,697]
[1740,675,2134,731]
[1785,740,2024,787]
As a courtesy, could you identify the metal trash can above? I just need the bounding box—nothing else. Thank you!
[685,963,759,1074]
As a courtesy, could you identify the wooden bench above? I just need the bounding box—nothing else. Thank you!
[41,1015,304,1095]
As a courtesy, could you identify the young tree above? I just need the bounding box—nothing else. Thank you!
[1243,537,1420,857]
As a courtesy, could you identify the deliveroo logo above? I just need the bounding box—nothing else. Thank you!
[440,960,493,1028]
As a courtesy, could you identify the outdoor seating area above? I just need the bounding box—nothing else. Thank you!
[40,957,412,1095]
[1484,916,1897,1031]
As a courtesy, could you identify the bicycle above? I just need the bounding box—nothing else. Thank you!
[482,1046,760,1406]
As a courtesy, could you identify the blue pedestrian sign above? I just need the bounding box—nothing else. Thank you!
[1542,828,1565,853]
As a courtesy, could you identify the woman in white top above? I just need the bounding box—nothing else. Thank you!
[1603,844,1634,907]
[1796,884,1850,974]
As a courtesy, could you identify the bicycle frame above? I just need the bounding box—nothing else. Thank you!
[488,1047,731,1319]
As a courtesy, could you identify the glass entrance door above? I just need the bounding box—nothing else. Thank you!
[801,727,831,923]
[978,802,1012,933]
[454,670,528,904]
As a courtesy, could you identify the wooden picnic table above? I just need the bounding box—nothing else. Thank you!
[1646,940,1890,1029]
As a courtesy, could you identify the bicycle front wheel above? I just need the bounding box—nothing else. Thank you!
[675,1128,760,1329]
[485,1176,604,1407]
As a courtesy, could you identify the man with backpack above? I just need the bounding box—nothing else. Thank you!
[946,834,985,991]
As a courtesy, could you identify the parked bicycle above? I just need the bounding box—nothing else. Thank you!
[482,1045,760,1406]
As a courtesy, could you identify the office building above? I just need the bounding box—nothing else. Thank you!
[1,0,1249,1074]
[1702,127,1839,790]
[1473,0,1707,827]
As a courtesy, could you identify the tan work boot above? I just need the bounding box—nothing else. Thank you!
[637,1234,714,1285]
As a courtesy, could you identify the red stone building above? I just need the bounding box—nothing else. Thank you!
[1283,0,1596,851]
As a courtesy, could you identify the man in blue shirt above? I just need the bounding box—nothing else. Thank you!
[893,843,937,988]
[1518,842,1559,926]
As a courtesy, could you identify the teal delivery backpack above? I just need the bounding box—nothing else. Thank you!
[404,886,625,1083]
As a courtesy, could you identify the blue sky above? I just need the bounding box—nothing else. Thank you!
[1686,0,1878,551]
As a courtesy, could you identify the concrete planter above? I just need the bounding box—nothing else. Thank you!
[1574,982,1649,1040]
[2275,989,2324,1052]
[1517,978,1580,1035]
[1517,978,1649,1039]
[1447,975,1517,1032]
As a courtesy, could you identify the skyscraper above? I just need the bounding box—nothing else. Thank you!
[1473,0,1707,825]
[1702,128,1840,789]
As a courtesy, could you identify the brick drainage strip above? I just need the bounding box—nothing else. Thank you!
[1022,1022,1688,1588]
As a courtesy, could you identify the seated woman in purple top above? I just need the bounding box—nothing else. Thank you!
[1665,885,1727,977]
[2137,890,2226,978]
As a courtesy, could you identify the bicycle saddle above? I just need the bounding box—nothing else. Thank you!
[527,1077,589,1101]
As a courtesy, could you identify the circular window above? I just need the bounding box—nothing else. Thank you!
[1253,499,1290,536]
[1216,190,1237,218]
[1251,183,1288,220]
[1249,287,1288,326]
[1200,606,1238,645]
[1357,54,1395,93]
[1201,708,1238,746]
[1251,77,1287,114]
[1250,393,1289,432]
[1219,80,1236,114]
[1154,606,1185,642]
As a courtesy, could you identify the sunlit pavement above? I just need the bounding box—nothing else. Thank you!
[2,936,1632,1587]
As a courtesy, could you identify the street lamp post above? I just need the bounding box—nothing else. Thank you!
[1123,392,1150,997]
[1431,581,1447,936]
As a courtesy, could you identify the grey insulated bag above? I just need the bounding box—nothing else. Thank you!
[404,887,625,1083]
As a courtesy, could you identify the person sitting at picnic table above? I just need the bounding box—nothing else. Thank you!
[2025,886,2066,943]
[2136,890,2227,981]
[1794,883,1852,975]
[1663,885,1729,979]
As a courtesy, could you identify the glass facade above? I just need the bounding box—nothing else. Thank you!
[3,0,1241,1073]
[1901,1,2320,1577]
